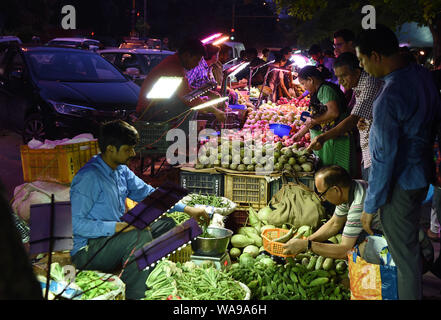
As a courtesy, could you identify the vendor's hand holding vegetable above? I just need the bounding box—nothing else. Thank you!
[307,135,324,151]
[184,206,210,226]
[293,117,313,142]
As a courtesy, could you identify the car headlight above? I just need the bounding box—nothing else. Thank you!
[49,100,96,117]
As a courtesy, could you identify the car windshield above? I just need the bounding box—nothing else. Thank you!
[120,43,148,49]
[139,53,172,73]
[48,40,81,46]
[26,50,127,82]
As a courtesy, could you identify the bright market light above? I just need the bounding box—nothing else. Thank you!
[212,36,230,46]
[228,62,250,78]
[191,97,228,111]
[271,68,291,73]
[289,54,311,69]
[201,33,223,44]
[419,50,425,56]
[146,76,183,99]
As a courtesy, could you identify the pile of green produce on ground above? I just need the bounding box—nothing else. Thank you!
[75,271,119,300]
[227,253,350,300]
[143,260,247,300]
[195,138,315,174]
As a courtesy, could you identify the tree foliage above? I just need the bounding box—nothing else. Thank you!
[275,0,441,50]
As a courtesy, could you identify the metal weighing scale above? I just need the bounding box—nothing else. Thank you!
[190,252,231,270]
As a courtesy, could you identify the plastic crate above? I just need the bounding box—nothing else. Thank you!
[133,121,172,156]
[224,173,270,211]
[180,171,224,196]
[224,210,250,234]
[20,140,99,184]
[269,174,315,199]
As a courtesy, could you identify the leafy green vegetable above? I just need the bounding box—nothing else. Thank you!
[143,260,245,300]
[74,271,119,300]
[186,194,229,208]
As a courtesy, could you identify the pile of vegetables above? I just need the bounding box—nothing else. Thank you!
[242,102,311,149]
[195,137,315,175]
[273,143,315,173]
[229,206,314,261]
[46,263,120,300]
[185,194,229,208]
[143,260,247,300]
[75,271,120,300]
[164,211,191,225]
[227,253,350,300]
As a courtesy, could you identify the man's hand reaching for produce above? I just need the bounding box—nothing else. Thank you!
[282,238,307,256]
[184,206,210,226]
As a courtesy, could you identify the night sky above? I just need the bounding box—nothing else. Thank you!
[0,0,293,49]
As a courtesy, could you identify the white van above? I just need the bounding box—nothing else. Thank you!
[222,41,246,69]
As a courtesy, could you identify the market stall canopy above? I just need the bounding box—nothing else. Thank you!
[396,22,433,48]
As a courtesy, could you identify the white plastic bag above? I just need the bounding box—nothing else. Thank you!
[11,181,70,221]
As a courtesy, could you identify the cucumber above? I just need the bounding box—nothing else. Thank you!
[295,253,311,260]
[322,257,334,271]
[315,255,325,270]
[336,261,347,272]
[306,256,317,271]
[273,227,296,243]
[309,277,329,287]
[301,257,309,266]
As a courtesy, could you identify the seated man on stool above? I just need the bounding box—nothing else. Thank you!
[69,120,209,300]
[283,165,382,259]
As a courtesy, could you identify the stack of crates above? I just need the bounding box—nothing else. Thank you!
[224,173,271,211]
[179,170,224,196]
[20,140,100,184]
[133,121,172,156]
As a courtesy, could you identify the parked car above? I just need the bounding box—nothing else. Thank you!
[0,36,22,45]
[47,38,103,51]
[0,45,140,143]
[119,38,162,50]
[98,48,175,85]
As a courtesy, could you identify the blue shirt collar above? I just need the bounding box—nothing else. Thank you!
[381,62,412,82]
[95,154,123,176]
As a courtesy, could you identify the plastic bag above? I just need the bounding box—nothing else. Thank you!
[348,235,398,300]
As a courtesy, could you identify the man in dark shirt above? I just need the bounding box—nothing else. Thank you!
[136,38,225,127]
[356,25,441,300]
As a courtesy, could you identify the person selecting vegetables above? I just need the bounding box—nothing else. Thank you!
[70,120,210,300]
[282,165,382,259]
[293,65,357,178]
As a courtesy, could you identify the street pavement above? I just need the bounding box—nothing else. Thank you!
[0,128,440,299]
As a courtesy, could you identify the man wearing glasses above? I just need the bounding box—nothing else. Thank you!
[333,29,356,58]
[283,165,381,259]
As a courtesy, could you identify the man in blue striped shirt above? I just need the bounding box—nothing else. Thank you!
[356,25,441,300]
[70,120,209,299]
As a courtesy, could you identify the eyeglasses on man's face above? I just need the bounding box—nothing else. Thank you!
[315,185,334,201]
